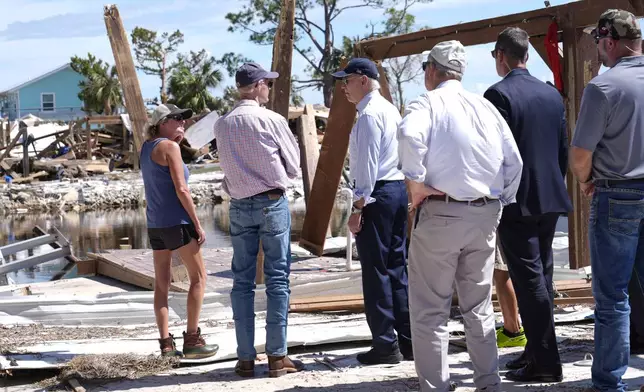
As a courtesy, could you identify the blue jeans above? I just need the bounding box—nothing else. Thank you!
[590,181,644,391]
[229,194,292,360]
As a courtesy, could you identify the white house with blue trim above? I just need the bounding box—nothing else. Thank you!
[0,63,86,122]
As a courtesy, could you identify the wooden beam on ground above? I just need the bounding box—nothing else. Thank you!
[103,5,147,156]
[300,59,356,256]
[267,0,296,118]
[562,14,599,269]
[0,121,6,149]
[356,0,643,60]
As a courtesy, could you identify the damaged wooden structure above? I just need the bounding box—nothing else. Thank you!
[299,0,644,269]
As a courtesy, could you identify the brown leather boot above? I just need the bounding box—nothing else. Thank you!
[268,355,304,378]
[235,360,255,377]
[182,327,219,359]
[158,333,183,357]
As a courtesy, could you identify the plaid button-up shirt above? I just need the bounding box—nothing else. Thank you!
[213,100,301,200]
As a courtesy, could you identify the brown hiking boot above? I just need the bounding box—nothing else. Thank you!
[235,360,255,377]
[182,327,219,359]
[158,333,183,357]
[268,355,304,378]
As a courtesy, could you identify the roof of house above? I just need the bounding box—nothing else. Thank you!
[0,63,72,94]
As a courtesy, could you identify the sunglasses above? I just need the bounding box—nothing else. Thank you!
[592,27,618,44]
[422,61,428,71]
[341,75,364,85]
[258,80,274,88]
[165,114,185,122]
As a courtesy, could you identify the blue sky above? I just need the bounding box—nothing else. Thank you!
[0,0,620,106]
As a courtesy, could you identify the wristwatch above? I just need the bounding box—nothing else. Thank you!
[351,205,362,215]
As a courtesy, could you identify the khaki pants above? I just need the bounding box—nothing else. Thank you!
[408,199,502,392]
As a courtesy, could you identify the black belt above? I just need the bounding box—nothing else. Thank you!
[427,194,497,205]
[255,188,284,198]
[594,178,644,187]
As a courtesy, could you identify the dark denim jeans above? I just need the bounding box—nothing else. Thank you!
[590,181,644,392]
[229,194,292,360]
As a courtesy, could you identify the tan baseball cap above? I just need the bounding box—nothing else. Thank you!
[150,104,193,127]
[428,40,467,73]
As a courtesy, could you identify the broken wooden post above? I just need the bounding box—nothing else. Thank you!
[0,120,6,149]
[299,59,356,256]
[297,105,321,204]
[251,0,297,285]
[21,128,29,177]
[267,0,296,117]
[104,4,147,161]
[562,15,599,269]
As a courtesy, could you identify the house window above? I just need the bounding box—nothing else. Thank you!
[41,93,55,111]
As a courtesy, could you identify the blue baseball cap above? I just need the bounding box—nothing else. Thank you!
[235,62,279,88]
[331,58,379,80]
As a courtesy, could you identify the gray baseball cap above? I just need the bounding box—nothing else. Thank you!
[150,104,193,127]
[427,40,467,73]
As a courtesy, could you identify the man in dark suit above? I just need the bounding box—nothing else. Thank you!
[484,27,572,383]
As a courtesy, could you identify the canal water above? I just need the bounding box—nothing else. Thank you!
[0,199,351,285]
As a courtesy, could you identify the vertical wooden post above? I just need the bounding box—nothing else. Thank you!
[0,120,6,149]
[86,118,93,160]
[104,5,147,158]
[297,105,321,204]
[562,16,599,269]
[267,0,296,117]
[256,0,297,285]
[21,128,29,177]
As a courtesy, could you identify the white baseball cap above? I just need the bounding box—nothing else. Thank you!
[150,104,193,127]
[428,40,467,73]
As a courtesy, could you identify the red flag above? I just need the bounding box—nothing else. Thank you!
[545,21,564,93]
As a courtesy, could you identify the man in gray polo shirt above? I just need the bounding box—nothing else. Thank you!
[569,9,644,392]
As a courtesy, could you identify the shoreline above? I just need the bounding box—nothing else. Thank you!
[0,170,307,217]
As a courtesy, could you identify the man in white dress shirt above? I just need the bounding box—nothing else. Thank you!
[332,58,413,365]
[398,40,523,391]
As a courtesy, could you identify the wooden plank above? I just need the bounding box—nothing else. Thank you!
[562,14,599,269]
[290,299,364,313]
[0,121,6,148]
[87,115,123,125]
[290,293,363,305]
[35,130,70,159]
[356,0,643,60]
[297,111,320,204]
[76,259,97,276]
[375,61,393,103]
[267,0,296,118]
[103,5,146,155]
[299,59,356,256]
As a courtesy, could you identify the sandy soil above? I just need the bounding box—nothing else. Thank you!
[5,329,644,392]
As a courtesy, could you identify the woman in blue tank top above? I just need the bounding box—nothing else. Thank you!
[141,104,218,359]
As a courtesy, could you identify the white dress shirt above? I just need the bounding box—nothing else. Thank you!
[397,80,522,205]
[349,90,405,205]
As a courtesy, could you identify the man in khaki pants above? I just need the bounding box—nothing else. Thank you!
[398,40,523,391]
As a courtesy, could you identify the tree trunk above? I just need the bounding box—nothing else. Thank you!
[396,78,404,113]
[322,74,334,108]
[161,54,167,104]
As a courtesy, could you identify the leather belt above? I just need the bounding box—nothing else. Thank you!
[594,178,644,187]
[255,188,284,200]
[427,194,496,205]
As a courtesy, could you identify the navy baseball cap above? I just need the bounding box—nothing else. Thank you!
[331,58,379,80]
[235,62,279,88]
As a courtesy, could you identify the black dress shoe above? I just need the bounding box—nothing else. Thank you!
[356,347,403,365]
[400,343,414,361]
[506,351,528,370]
[505,364,563,383]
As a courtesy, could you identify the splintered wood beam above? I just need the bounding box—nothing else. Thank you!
[267,0,296,118]
[562,13,599,269]
[357,0,643,60]
[298,106,321,204]
[375,62,393,103]
[300,60,356,256]
[103,5,147,155]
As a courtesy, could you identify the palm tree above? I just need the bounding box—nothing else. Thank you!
[168,52,223,113]
[71,54,123,115]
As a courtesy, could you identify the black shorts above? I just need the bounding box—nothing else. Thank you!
[148,224,198,251]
